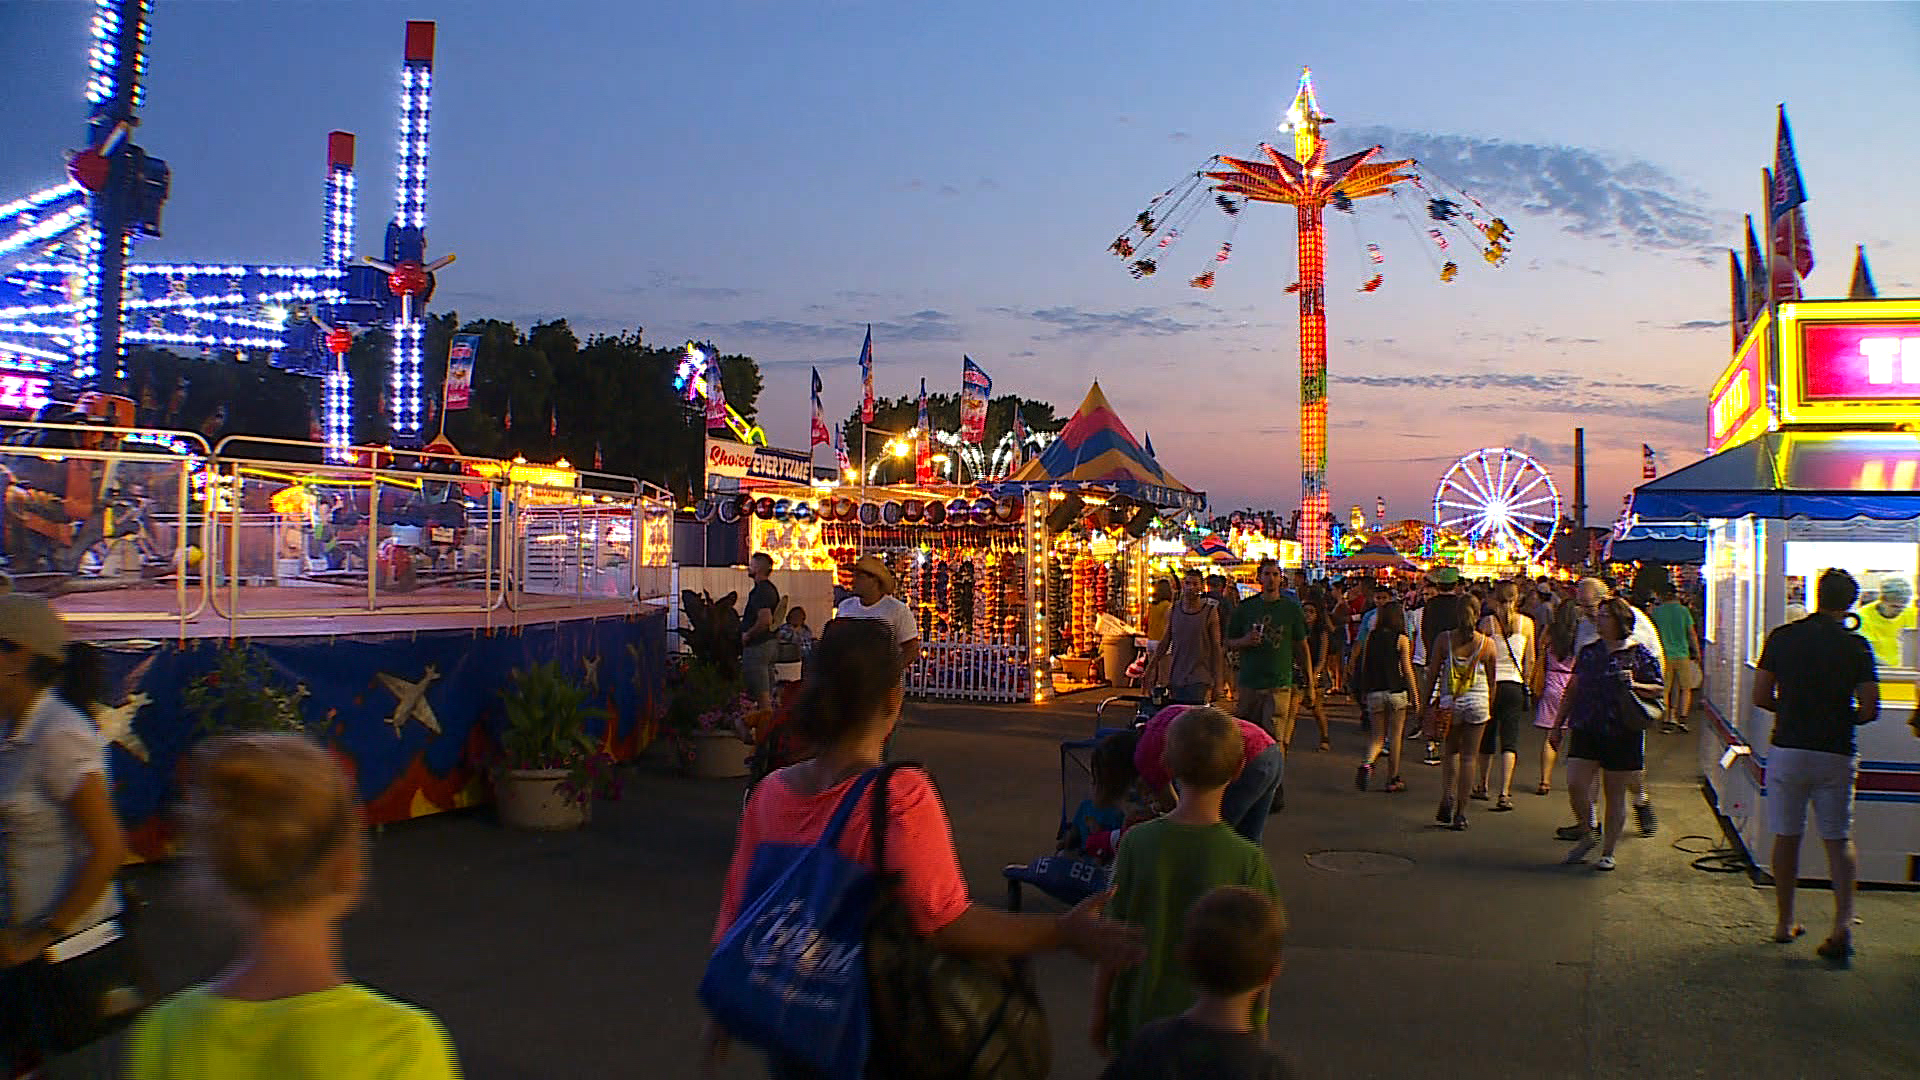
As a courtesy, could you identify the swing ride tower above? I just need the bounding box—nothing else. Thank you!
[1205,71,1417,566]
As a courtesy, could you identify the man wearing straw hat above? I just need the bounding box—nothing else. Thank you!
[835,555,922,671]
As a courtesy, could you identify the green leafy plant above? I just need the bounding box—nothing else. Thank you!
[184,645,311,737]
[497,662,618,807]
[662,655,748,737]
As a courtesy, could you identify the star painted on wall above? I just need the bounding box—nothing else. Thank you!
[582,654,601,690]
[92,654,156,762]
[376,665,442,737]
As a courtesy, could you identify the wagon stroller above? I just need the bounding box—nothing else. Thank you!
[1000,693,1159,912]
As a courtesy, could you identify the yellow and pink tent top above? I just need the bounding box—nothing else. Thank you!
[999,382,1205,511]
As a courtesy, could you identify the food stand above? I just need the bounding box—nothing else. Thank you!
[1634,298,1920,885]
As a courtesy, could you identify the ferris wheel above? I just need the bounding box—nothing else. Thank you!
[1433,447,1562,559]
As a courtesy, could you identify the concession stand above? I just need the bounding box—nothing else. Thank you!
[1635,298,1920,884]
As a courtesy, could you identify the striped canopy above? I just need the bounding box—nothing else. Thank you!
[1000,382,1205,510]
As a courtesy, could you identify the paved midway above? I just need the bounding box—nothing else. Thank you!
[127,695,1920,1079]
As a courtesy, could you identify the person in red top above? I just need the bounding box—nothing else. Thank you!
[706,617,1144,1077]
[1133,705,1283,843]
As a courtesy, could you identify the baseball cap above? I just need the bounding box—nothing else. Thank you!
[0,593,68,662]
[850,554,897,595]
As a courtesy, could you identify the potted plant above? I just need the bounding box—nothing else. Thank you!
[495,661,617,830]
[663,656,755,779]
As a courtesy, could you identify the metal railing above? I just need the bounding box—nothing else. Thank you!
[1,421,668,637]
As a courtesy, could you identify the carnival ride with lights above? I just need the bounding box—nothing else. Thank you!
[1432,447,1561,561]
[674,342,767,446]
[0,1,671,858]
[0,1,453,459]
[1113,68,1514,568]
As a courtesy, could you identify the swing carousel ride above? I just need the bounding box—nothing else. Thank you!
[1111,69,1515,567]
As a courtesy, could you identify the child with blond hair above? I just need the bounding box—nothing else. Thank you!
[1104,885,1295,1079]
[125,734,460,1078]
[1093,707,1280,1056]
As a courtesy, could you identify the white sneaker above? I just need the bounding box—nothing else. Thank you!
[1563,829,1600,865]
[1594,855,1617,871]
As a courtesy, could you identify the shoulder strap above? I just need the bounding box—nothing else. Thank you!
[817,767,885,849]
[867,760,925,871]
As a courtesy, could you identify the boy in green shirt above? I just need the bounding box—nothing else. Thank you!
[1094,707,1281,1056]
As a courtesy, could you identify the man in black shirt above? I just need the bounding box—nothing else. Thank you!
[1753,568,1879,962]
[739,552,782,707]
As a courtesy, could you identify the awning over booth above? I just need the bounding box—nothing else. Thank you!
[996,382,1205,511]
[1632,432,1920,523]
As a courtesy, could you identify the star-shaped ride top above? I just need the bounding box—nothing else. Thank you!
[1205,70,1414,209]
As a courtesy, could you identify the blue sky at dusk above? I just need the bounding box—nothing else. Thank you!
[5,2,1918,523]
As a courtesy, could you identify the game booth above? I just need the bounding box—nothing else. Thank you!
[1634,298,1920,885]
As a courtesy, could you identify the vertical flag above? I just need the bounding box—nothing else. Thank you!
[832,423,851,473]
[1143,430,1155,459]
[594,441,604,470]
[1770,106,1814,292]
[503,397,512,432]
[959,356,991,443]
[444,334,479,410]
[915,378,932,483]
[1013,410,1029,467]
[1849,244,1878,300]
[1744,215,1769,317]
[1642,444,1657,480]
[809,367,830,447]
[858,325,875,424]
[1761,167,1799,303]
[1728,250,1749,354]
[549,405,557,438]
[705,362,728,431]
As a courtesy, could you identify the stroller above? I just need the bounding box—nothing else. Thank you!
[1000,693,1163,912]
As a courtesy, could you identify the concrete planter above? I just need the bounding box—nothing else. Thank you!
[679,732,750,779]
[495,768,590,830]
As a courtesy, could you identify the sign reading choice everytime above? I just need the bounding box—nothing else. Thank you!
[705,437,812,485]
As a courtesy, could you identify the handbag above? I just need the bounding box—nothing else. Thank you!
[1612,666,1665,733]
[700,768,887,1080]
[1496,623,1534,712]
[865,764,1050,1080]
[33,916,147,1055]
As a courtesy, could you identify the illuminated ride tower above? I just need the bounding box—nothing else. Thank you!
[1206,71,1417,566]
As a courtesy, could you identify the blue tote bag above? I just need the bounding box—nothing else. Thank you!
[700,768,885,1080]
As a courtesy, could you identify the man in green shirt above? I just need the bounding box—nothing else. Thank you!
[1649,581,1701,731]
[1226,558,1311,751]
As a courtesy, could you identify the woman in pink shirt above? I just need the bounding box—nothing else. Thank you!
[1133,704,1284,841]
[706,618,1143,1077]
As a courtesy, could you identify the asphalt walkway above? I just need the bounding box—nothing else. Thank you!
[126,693,1920,1079]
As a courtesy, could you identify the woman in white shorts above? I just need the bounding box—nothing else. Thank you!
[1418,594,1496,830]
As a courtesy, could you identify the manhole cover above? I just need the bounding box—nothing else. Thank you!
[1305,850,1414,875]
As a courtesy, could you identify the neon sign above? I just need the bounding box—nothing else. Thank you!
[1707,312,1770,453]
[0,373,51,413]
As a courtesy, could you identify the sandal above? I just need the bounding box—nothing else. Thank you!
[1470,786,1490,802]
[1772,925,1806,944]
[1815,936,1853,965]
[1384,776,1406,793]
[1534,783,1552,796]
[1494,796,1515,812]
[1318,738,1331,752]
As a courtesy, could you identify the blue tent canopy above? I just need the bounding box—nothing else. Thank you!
[1632,432,1920,523]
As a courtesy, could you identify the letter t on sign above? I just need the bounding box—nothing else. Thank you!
[1860,337,1920,386]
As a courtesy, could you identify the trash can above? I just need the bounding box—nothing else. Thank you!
[1102,635,1136,688]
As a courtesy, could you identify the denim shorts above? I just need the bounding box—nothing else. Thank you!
[1364,690,1408,712]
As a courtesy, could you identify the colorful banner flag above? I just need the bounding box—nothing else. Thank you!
[1849,244,1877,300]
[444,334,479,411]
[1744,215,1769,316]
[503,397,512,432]
[810,367,830,447]
[1012,410,1029,468]
[594,441,604,470]
[1770,106,1814,283]
[832,423,851,474]
[549,405,557,439]
[705,361,728,430]
[915,378,932,483]
[1762,167,1799,303]
[858,325,875,424]
[959,356,991,444]
[1728,250,1749,354]
[1642,444,1657,480]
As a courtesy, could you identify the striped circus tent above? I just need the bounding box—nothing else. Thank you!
[1000,382,1205,510]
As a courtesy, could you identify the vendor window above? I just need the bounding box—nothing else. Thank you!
[1783,539,1919,672]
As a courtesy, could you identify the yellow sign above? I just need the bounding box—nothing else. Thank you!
[1708,312,1771,453]
[1777,299,1920,427]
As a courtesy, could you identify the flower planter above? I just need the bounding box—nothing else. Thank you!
[680,732,751,779]
[495,768,590,830]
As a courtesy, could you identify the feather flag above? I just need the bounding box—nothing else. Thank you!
[1012,409,1029,467]
[549,405,557,439]
[705,361,728,430]
[594,441,604,470]
[1144,430,1156,459]
[1729,249,1749,354]
[503,397,512,432]
[858,325,875,424]
[1762,167,1799,303]
[959,356,991,444]
[1770,106,1814,285]
[832,423,851,474]
[1849,244,1878,300]
[809,367,830,447]
[1642,444,1657,480]
[915,378,932,484]
[1744,215,1769,317]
